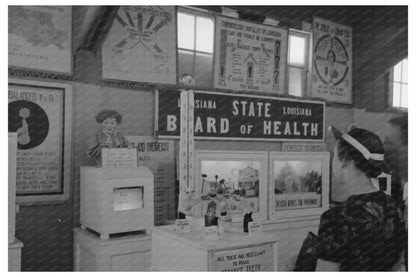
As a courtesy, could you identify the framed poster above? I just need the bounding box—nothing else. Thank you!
[8,79,73,204]
[269,152,329,220]
[312,17,353,104]
[213,16,288,93]
[8,6,72,75]
[102,6,177,84]
[192,150,268,221]
[157,90,326,141]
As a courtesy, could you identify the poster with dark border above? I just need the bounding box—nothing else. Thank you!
[312,17,353,104]
[102,6,177,84]
[8,79,72,204]
[213,16,288,94]
[157,90,325,141]
[8,6,73,75]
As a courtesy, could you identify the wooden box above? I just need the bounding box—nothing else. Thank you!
[80,166,154,239]
[73,227,152,271]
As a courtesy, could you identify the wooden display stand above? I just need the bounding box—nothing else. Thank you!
[73,227,152,271]
[80,166,154,239]
[152,225,278,271]
[8,238,23,271]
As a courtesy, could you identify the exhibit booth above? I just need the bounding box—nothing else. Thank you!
[7,5,405,272]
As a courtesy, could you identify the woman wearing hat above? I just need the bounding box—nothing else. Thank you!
[315,126,405,271]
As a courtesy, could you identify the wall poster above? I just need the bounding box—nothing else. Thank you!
[125,136,176,226]
[102,6,177,84]
[8,79,73,204]
[312,17,353,104]
[8,6,72,74]
[214,16,288,93]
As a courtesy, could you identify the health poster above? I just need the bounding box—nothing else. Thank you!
[214,16,288,93]
[312,17,353,104]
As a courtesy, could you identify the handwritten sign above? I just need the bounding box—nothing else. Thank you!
[209,243,275,271]
[101,148,137,167]
[248,222,263,236]
[174,219,191,234]
[214,16,288,93]
[204,226,219,241]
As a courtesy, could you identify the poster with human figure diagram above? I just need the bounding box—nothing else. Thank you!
[312,17,352,104]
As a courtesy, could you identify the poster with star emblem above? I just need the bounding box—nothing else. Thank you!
[102,6,177,84]
[312,18,352,104]
[214,16,288,93]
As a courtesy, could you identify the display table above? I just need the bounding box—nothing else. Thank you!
[73,227,151,271]
[152,225,278,271]
[8,238,23,271]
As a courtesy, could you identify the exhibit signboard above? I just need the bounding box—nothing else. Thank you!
[208,243,276,271]
[157,90,325,141]
[102,6,177,84]
[8,6,72,74]
[312,17,353,104]
[213,16,288,94]
[8,79,72,204]
[125,136,176,226]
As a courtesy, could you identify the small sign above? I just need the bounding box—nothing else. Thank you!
[204,226,219,241]
[248,222,263,236]
[174,219,191,234]
[209,243,276,271]
[281,142,326,152]
[101,148,137,167]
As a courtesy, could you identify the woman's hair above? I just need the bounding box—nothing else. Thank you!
[336,128,385,178]
[95,109,122,124]
[388,112,408,145]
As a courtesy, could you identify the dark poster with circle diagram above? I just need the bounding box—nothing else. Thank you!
[8,83,64,196]
[312,17,352,104]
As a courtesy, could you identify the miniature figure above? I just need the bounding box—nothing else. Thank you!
[87,109,130,161]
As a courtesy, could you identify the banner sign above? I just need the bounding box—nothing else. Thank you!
[158,90,325,141]
[312,17,353,104]
[9,6,72,74]
[214,16,288,93]
[209,243,275,271]
[102,6,177,84]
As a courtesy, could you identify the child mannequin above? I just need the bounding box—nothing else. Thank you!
[87,109,130,161]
